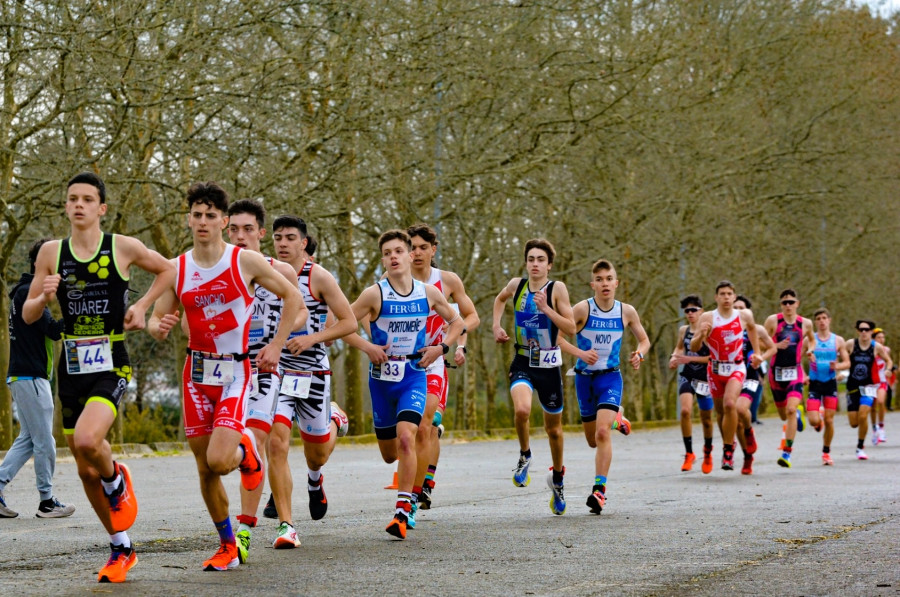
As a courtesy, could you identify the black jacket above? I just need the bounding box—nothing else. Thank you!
[7,273,64,379]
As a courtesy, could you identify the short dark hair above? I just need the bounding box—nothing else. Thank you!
[680,294,703,309]
[813,308,830,318]
[524,238,555,264]
[227,199,266,228]
[715,280,735,293]
[592,259,615,274]
[378,229,411,251]
[407,223,438,246]
[186,181,229,212]
[272,215,308,236]
[67,172,106,204]
[856,319,876,330]
[779,288,797,300]
[735,294,751,309]
[28,238,51,273]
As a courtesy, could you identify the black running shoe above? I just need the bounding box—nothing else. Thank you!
[263,494,277,519]
[308,476,327,521]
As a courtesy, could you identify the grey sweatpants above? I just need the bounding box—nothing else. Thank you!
[0,378,56,500]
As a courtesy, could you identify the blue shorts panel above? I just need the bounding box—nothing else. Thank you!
[575,371,622,421]
[369,364,426,432]
[678,375,712,411]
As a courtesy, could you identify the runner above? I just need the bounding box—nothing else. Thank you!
[763,289,815,469]
[690,281,763,471]
[0,239,73,519]
[224,201,310,559]
[148,182,302,570]
[492,239,575,514]
[870,328,891,445]
[733,295,776,475]
[347,229,463,539]
[843,320,891,460]
[406,224,480,520]
[668,294,714,474]
[559,259,648,514]
[806,308,849,465]
[22,173,175,582]
[264,215,357,548]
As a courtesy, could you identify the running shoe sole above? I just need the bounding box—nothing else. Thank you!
[385,516,407,539]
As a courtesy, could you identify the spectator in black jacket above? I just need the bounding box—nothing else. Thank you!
[0,239,74,518]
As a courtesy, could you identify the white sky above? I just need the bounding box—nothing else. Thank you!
[858,0,898,16]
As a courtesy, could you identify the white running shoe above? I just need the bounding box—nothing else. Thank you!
[331,402,349,438]
[273,522,301,549]
[856,448,869,460]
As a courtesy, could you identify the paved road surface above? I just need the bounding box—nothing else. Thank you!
[0,413,897,596]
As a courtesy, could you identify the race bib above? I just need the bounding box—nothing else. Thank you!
[774,366,798,382]
[250,368,259,394]
[65,336,113,374]
[371,356,406,382]
[530,347,562,369]
[743,379,760,392]
[714,362,736,376]
[281,370,313,398]
[190,351,235,386]
[860,384,878,398]
[691,380,710,396]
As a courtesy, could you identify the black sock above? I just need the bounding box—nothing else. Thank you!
[704,437,713,451]
[683,436,693,454]
[823,445,831,454]
[724,443,734,457]
[857,439,864,450]
[552,468,564,485]
[521,448,532,459]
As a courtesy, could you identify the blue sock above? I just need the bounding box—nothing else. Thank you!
[215,517,235,545]
[593,475,607,492]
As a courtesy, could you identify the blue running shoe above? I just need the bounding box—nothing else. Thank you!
[796,404,805,432]
[407,502,417,530]
[512,454,532,487]
[777,451,792,468]
[545,470,566,515]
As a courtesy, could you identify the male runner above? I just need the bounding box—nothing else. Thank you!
[806,308,849,465]
[871,328,891,444]
[406,223,480,519]
[690,281,763,471]
[0,239,73,519]
[264,215,356,548]
[23,173,175,582]
[148,182,302,570]
[348,229,463,539]
[559,259,648,514]
[732,295,775,475]
[224,201,311,559]
[669,295,713,473]
[763,289,815,468]
[493,239,575,514]
[844,320,892,460]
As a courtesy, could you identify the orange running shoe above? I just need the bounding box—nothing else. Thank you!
[203,541,239,571]
[701,448,713,474]
[681,453,696,472]
[614,410,632,436]
[238,431,264,492]
[105,462,138,532]
[741,454,754,475]
[744,427,758,455]
[97,545,137,583]
[822,452,834,466]
[385,513,408,539]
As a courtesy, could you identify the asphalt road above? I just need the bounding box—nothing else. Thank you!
[0,412,897,596]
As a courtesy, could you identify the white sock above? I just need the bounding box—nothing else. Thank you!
[101,473,122,495]
[109,531,131,549]
[308,469,321,483]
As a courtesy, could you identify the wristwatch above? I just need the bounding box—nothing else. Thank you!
[457,346,467,354]
[439,342,450,354]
